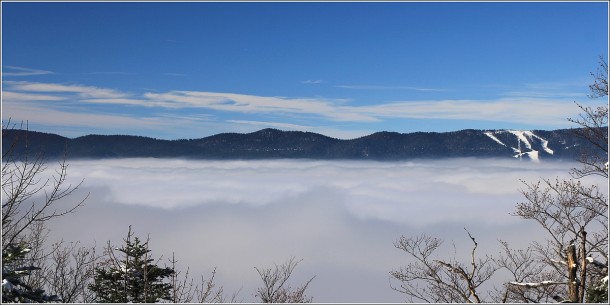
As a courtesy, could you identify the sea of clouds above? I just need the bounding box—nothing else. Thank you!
[37,158,603,302]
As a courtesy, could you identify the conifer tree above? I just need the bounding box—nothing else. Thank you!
[89,226,174,303]
[2,243,61,303]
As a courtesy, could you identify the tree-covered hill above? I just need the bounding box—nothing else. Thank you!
[2,127,604,161]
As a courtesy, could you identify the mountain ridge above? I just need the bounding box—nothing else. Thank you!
[2,127,604,161]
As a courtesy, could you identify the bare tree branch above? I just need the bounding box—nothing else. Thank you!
[255,257,315,303]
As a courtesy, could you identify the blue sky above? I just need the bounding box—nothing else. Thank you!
[2,1,608,139]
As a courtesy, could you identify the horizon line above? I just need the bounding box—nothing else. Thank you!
[2,125,596,142]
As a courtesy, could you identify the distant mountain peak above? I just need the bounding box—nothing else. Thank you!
[251,128,283,134]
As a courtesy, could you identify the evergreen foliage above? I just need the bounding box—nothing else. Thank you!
[586,282,609,303]
[88,227,174,303]
[2,243,60,303]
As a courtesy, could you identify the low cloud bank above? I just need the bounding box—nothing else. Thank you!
[42,158,598,302]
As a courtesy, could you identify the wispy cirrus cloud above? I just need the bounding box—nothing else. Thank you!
[335,84,447,92]
[3,102,164,131]
[301,79,323,84]
[2,80,586,139]
[143,91,375,122]
[2,91,66,101]
[5,81,127,99]
[226,120,314,131]
[79,98,157,107]
[3,66,54,76]
[348,98,578,126]
[501,81,588,99]
[1,101,221,139]
[85,71,135,75]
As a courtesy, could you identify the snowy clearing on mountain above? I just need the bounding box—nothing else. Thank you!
[42,158,603,302]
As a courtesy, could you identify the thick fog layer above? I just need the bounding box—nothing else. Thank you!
[40,158,597,302]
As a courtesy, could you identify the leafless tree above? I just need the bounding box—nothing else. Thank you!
[390,229,498,303]
[168,253,195,303]
[491,241,565,303]
[168,254,237,303]
[40,241,98,302]
[569,57,608,180]
[587,56,608,100]
[9,219,97,303]
[2,121,94,301]
[568,103,608,180]
[511,174,608,302]
[255,257,315,303]
[2,121,88,251]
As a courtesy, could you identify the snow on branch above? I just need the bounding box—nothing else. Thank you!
[585,256,607,269]
[509,280,567,288]
[550,259,567,266]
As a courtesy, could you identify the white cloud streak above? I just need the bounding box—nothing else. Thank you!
[336,84,447,92]
[2,80,586,137]
[79,98,163,107]
[2,103,173,133]
[85,71,135,75]
[349,98,578,126]
[3,66,54,76]
[301,79,323,84]
[144,91,375,122]
[2,91,66,101]
[500,81,589,99]
[5,81,127,99]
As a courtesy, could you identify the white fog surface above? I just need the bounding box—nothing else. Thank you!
[39,158,600,302]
